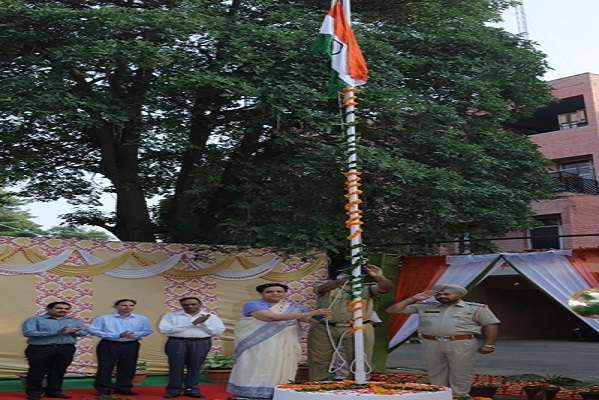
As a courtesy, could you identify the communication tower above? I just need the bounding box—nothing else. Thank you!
[515,1,529,39]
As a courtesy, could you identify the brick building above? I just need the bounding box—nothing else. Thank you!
[496,72,599,252]
[391,75,599,339]
[472,73,599,339]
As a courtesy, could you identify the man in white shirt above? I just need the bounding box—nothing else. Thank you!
[158,297,226,399]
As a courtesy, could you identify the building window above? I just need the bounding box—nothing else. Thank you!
[560,159,595,180]
[529,217,561,250]
[557,109,587,130]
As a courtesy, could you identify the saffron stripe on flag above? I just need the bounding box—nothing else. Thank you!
[311,2,368,97]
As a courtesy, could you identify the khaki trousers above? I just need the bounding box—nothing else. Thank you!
[307,323,374,381]
[421,337,477,395]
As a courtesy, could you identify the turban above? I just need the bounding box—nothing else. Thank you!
[433,284,468,297]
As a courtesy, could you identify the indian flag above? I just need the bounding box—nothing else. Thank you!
[311,2,368,97]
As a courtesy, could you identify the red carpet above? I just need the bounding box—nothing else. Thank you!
[1,384,230,400]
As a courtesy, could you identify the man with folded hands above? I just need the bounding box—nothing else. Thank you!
[386,284,500,396]
[158,297,226,399]
[90,299,154,396]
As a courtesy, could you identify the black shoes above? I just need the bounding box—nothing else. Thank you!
[113,390,140,396]
[45,394,72,399]
[165,391,205,398]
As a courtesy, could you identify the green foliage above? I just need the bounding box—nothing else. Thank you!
[135,361,148,372]
[203,353,235,370]
[0,0,555,253]
[43,225,113,241]
[0,191,44,237]
[504,374,587,389]
[471,384,501,389]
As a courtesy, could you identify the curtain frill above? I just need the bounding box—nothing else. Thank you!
[0,247,325,281]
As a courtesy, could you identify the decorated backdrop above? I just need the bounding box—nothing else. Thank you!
[0,236,328,379]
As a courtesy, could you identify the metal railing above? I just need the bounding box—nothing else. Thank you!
[550,171,599,195]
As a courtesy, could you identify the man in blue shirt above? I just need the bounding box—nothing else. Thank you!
[22,301,90,400]
[90,299,154,396]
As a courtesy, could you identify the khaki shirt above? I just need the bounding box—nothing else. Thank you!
[401,299,500,336]
[314,282,382,324]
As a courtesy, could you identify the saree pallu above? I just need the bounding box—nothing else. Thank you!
[227,301,303,398]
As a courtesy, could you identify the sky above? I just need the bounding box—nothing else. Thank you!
[21,0,599,230]
[497,0,599,81]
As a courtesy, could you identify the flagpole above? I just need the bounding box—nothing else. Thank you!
[312,0,369,384]
[341,0,367,384]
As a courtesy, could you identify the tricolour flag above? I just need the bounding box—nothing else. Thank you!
[311,2,368,97]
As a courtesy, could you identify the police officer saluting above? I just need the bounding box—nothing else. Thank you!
[386,284,499,396]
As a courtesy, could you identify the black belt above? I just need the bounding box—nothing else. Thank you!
[168,337,211,341]
[30,344,74,347]
[319,321,352,327]
[421,334,475,341]
[102,340,139,344]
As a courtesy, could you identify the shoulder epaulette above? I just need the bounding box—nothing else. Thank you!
[464,301,488,307]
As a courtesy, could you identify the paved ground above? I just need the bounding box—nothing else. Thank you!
[386,339,599,380]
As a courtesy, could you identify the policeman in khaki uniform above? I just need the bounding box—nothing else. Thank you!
[386,284,499,396]
[307,264,392,381]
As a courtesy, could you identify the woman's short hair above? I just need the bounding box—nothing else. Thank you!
[256,283,289,293]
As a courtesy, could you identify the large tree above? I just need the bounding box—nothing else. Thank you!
[0,0,555,253]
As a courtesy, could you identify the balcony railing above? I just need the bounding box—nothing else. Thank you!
[551,171,599,195]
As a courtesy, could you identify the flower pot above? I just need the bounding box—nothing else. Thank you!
[523,386,561,400]
[580,392,599,400]
[132,372,148,386]
[206,369,232,383]
[469,386,499,398]
[295,366,309,382]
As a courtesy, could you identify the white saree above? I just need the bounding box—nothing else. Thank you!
[227,300,304,398]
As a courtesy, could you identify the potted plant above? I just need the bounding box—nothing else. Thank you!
[203,353,235,383]
[577,383,599,400]
[294,362,309,382]
[132,360,149,386]
[504,374,585,400]
[469,384,501,398]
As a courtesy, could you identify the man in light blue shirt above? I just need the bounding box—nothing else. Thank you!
[90,299,154,396]
[22,301,90,400]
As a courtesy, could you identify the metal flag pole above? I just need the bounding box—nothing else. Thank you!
[341,0,367,384]
[312,0,369,383]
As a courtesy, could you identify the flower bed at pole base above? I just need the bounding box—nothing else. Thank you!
[273,381,452,400]
[369,373,587,400]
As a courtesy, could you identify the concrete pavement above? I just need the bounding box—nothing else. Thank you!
[386,339,599,380]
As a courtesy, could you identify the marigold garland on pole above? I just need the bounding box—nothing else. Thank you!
[311,0,369,383]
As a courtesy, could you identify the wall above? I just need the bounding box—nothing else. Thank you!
[468,276,580,339]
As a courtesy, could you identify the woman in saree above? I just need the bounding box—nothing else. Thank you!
[227,283,331,399]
